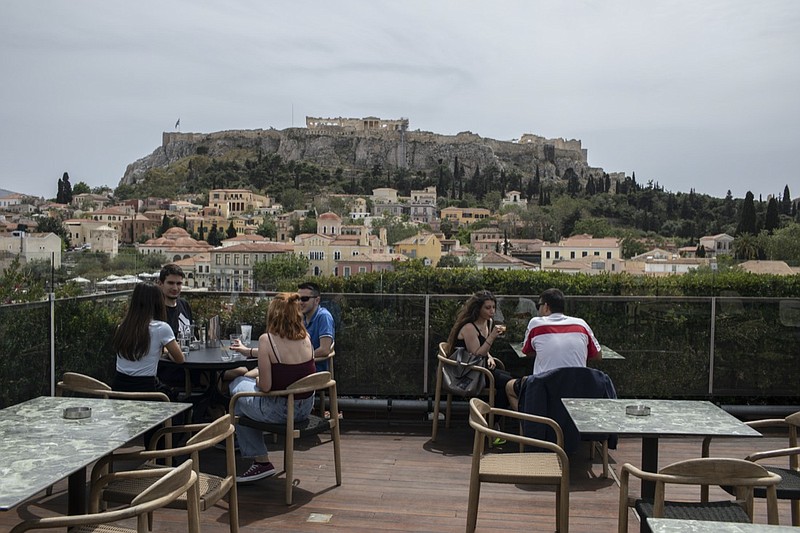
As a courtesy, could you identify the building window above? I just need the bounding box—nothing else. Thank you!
[554,251,560,259]
[359,266,367,273]
[582,251,588,257]
[215,256,221,265]
[225,254,230,265]
[606,252,612,259]
[234,255,239,265]
[570,251,576,259]
[344,266,351,277]
[334,250,341,260]
[545,251,551,259]
[243,255,249,265]
[594,251,600,256]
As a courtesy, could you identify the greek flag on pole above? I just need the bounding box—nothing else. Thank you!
[175,118,180,129]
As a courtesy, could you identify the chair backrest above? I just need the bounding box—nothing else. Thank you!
[468,398,566,456]
[11,460,199,533]
[57,371,112,397]
[618,457,782,531]
[57,371,170,402]
[519,366,617,453]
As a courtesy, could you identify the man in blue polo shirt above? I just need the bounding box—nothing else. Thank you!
[298,282,335,371]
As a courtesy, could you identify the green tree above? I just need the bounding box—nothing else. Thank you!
[764,197,780,233]
[252,253,310,290]
[256,218,277,239]
[736,191,757,236]
[157,213,171,237]
[207,223,222,246]
[72,181,91,196]
[280,189,305,211]
[226,222,237,239]
[695,243,706,258]
[733,233,760,260]
[35,217,70,247]
[781,185,792,215]
[56,172,73,204]
[0,257,46,303]
[436,255,462,268]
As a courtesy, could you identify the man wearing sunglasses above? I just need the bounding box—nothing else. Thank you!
[506,287,601,409]
[298,282,335,371]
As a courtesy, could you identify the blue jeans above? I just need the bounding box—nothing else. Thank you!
[229,376,315,458]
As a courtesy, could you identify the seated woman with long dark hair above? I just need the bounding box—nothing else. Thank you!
[230,292,317,482]
[111,282,185,394]
[445,290,512,408]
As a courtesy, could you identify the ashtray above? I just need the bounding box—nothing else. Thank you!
[63,406,92,419]
[625,404,651,416]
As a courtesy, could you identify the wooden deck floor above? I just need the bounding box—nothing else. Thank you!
[1,415,795,532]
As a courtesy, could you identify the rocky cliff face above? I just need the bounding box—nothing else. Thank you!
[121,127,619,187]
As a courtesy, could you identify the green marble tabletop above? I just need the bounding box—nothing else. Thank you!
[647,518,797,532]
[0,396,190,511]
[561,398,761,438]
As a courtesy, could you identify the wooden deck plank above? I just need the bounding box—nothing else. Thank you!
[0,419,795,532]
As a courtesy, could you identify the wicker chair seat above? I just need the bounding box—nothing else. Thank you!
[72,526,143,533]
[635,499,751,526]
[480,453,564,484]
[102,464,227,511]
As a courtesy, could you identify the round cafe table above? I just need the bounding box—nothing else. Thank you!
[160,344,258,420]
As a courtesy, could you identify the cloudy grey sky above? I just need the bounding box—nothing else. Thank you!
[1,1,798,200]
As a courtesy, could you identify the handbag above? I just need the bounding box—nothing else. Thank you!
[442,346,487,396]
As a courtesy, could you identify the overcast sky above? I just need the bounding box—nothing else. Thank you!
[1,1,798,200]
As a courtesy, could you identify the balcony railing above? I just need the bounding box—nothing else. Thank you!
[1,292,799,408]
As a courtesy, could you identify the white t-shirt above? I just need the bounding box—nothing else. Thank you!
[521,313,601,376]
[116,320,175,377]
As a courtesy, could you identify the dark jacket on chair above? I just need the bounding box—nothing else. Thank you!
[518,366,618,454]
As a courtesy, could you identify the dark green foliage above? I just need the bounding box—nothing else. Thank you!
[35,216,69,246]
[737,191,757,235]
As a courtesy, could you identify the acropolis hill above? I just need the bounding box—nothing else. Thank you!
[121,116,624,186]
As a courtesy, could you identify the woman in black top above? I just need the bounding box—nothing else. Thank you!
[446,290,512,408]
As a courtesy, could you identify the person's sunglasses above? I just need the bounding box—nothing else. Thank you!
[299,295,317,302]
[535,301,544,310]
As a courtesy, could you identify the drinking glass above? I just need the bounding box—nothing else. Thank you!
[239,324,252,347]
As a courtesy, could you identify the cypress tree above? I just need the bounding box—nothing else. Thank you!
[737,191,757,236]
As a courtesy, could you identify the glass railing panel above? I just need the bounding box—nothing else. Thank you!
[572,296,712,398]
[0,300,50,408]
[712,297,800,397]
[53,291,130,386]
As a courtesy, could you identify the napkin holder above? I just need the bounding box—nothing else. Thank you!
[206,315,220,348]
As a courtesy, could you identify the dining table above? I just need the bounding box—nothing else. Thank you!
[561,398,762,500]
[160,343,258,418]
[646,518,797,532]
[0,395,190,515]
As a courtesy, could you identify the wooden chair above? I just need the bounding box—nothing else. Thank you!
[618,457,782,533]
[313,341,335,417]
[703,410,800,525]
[228,371,342,505]
[467,398,570,533]
[431,342,505,443]
[90,414,239,533]
[10,459,200,533]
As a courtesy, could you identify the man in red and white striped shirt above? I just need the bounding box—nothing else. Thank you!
[507,288,601,409]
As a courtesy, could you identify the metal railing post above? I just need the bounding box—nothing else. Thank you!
[423,294,430,394]
[49,292,56,397]
[708,297,716,395]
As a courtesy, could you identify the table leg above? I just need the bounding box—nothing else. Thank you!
[67,467,86,515]
[640,436,659,500]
